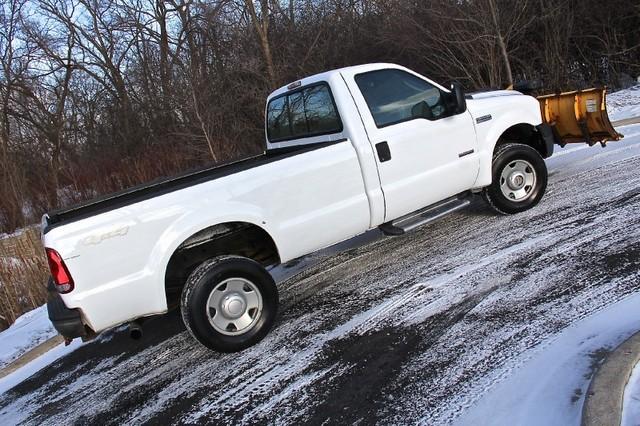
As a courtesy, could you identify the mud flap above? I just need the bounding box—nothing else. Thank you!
[535,123,556,157]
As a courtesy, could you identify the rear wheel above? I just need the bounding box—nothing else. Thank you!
[181,255,278,352]
[483,143,548,214]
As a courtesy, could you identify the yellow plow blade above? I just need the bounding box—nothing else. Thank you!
[537,88,623,147]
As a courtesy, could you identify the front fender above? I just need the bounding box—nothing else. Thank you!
[470,95,542,188]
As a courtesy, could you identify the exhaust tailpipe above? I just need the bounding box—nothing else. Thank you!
[129,321,143,340]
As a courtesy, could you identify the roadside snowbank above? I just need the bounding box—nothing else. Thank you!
[622,361,640,426]
[0,306,57,370]
[607,85,640,122]
[456,293,640,426]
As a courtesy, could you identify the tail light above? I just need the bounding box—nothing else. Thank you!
[45,248,74,293]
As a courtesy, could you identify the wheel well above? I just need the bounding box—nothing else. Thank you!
[164,222,280,309]
[494,124,548,158]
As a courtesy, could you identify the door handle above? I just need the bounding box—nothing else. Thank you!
[376,142,391,162]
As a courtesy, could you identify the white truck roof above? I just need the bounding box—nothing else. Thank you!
[267,63,405,101]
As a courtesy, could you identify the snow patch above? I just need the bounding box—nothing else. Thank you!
[0,306,57,370]
[0,227,27,241]
[607,85,640,122]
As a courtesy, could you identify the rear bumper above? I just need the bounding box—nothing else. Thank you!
[46,278,87,339]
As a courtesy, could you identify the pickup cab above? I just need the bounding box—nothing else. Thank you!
[44,63,557,352]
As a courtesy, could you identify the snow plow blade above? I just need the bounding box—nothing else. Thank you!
[537,88,623,147]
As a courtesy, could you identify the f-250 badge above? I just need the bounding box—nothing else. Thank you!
[82,226,129,246]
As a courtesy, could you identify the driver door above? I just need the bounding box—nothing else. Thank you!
[349,68,479,222]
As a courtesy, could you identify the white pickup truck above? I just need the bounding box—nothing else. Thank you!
[44,63,558,352]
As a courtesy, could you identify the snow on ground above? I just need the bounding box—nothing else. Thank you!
[0,306,57,370]
[0,227,26,241]
[457,292,640,425]
[0,340,82,396]
[607,85,640,122]
[623,360,640,426]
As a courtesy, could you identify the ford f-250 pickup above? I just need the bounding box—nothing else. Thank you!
[44,63,560,352]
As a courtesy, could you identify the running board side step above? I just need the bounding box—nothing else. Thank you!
[379,194,472,236]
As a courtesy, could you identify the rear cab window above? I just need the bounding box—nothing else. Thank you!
[267,83,343,142]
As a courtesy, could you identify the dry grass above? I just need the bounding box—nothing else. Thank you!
[0,226,49,330]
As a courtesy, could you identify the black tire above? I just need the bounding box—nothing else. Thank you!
[181,255,278,352]
[483,143,548,215]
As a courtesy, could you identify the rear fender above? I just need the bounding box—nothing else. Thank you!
[147,206,279,312]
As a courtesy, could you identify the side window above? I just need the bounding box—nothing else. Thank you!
[355,69,445,128]
[266,83,343,142]
[267,96,290,141]
[303,85,341,135]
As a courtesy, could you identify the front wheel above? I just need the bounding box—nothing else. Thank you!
[483,143,548,215]
[181,255,278,352]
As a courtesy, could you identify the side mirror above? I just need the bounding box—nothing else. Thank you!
[450,82,467,115]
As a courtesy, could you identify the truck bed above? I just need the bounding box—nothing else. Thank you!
[44,140,343,234]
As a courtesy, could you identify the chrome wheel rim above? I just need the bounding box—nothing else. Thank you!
[499,159,537,202]
[206,278,263,336]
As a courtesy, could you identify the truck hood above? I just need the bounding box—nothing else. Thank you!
[466,90,542,131]
[465,89,523,100]
[465,89,541,125]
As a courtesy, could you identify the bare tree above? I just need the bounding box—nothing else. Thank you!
[0,0,29,229]
[0,0,638,235]
[243,0,277,87]
[10,15,76,207]
[386,0,534,88]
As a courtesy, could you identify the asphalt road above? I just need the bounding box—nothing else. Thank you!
[2,126,640,425]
